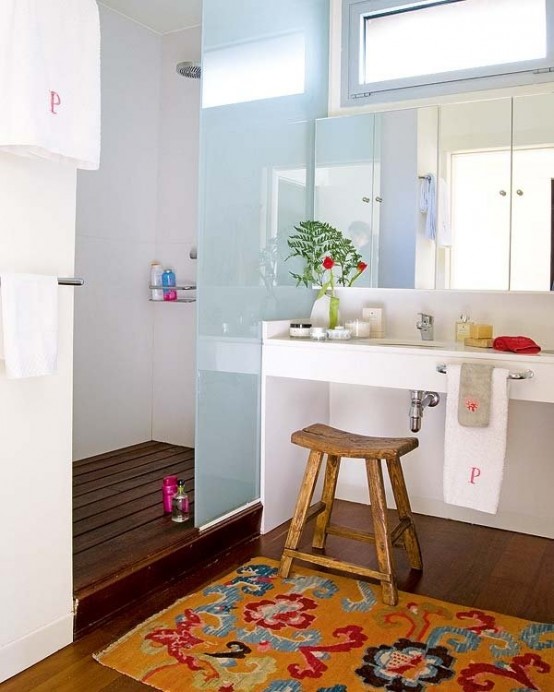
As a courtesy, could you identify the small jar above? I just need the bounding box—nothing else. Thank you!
[345,320,371,338]
[310,327,327,341]
[327,326,351,340]
[289,322,312,338]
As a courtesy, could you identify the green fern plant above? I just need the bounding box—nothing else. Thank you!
[286,220,366,294]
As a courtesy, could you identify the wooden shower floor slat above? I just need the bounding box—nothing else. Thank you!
[73,441,196,594]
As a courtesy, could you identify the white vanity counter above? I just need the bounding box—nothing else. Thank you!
[263,320,554,403]
[261,320,554,538]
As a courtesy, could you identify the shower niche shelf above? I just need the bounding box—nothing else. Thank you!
[149,283,196,303]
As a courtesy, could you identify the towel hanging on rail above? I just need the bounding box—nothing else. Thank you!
[0,273,58,378]
[0,0,101,169]
[419,173,436,241]
[443,363,510,514]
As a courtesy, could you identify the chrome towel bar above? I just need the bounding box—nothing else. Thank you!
[57,277,84,286]
[436,364,534,380]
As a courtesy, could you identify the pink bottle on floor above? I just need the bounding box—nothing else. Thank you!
[162,475,178,513]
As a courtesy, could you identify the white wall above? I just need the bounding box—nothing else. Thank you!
[74,11,200,458]
[0,154,76,681]
[152,26,200,447]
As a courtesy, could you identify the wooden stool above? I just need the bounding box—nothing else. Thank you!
[279,423,422,605]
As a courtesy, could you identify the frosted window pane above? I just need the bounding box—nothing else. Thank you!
[364,0,546,84]
[203,32,305,108]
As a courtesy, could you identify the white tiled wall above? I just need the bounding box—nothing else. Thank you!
[74,9,200,458]
[152,26,200,447]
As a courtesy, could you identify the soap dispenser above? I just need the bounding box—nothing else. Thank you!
[455,314,473,342]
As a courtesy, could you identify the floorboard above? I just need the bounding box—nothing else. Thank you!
[4,496,553,689]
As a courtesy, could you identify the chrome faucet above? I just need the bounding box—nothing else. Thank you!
[416,313,434,341]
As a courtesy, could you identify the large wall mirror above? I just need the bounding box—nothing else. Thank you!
[315,92,554,291]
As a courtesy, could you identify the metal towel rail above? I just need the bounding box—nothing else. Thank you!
[436,364,534,380]
[0,277,84,286]
[57,277,84,286]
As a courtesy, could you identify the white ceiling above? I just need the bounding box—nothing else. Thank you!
[98,0,202,34]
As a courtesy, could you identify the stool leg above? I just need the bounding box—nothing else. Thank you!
[312,454,341,550]
[387,457,423,571]
[366,457,398,606]
[279,450,324,578]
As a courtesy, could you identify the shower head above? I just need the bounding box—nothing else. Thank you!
[176,61,201,79]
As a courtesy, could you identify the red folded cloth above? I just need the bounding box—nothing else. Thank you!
[492,336,541,354]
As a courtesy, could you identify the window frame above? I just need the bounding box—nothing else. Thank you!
[341,0,554,106]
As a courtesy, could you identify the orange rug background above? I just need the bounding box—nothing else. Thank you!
[95,557,554,691]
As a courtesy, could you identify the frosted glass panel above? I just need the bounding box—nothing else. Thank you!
[195,0,329,527]
[203,32,306,108]
[364,0,546,84]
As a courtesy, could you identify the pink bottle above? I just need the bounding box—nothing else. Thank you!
[162,475,178,513]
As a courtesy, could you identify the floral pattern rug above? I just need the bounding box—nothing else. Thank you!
[94,557,554,691]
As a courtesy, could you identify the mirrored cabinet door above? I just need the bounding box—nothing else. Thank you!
[314,113,377,287]
[511,93,554,292]
[437,98,512,290]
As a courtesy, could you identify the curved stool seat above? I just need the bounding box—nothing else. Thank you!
[279,423,422,606]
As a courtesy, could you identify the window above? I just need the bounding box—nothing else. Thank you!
[342,0,552,104]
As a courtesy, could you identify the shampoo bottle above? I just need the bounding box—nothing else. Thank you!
[150,261,164,301]
[162,268,177,301]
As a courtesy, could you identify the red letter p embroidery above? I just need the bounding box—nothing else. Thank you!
[50,91,61,114]
[469,467,481,484]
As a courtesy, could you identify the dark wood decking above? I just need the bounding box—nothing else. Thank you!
[73,441,196,631]
[73,441,196,592]
[72,440,262,637]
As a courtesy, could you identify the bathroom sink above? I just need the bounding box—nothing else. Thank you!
[370,338,448,349]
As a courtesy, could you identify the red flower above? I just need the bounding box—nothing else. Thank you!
[322,256,335,270]
[357,261,368,272]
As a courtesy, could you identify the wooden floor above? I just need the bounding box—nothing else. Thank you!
[3,500,553,690]
[73,441,195,596]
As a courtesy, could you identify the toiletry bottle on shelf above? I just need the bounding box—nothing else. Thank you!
[162,475,178,513]
[171,479,190,523]
[455,314,473,342]
[162,268,177,301]
[150,261,164,301]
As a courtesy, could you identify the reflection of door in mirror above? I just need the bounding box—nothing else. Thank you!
[437,98,512,290]
[271,168,307,287]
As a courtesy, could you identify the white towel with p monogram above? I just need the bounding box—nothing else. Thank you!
[443,364,510,514]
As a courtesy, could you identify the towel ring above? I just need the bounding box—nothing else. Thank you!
[436,364,534,380]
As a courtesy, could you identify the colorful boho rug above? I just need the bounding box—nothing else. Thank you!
[94,557,554,691]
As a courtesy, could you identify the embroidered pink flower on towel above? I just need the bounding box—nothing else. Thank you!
[465,398,479,412]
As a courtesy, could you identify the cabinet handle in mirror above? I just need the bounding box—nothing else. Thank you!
[362,196,370,203]
[375,196,383,203]
[516,189,524,196]
[499,190,507,196]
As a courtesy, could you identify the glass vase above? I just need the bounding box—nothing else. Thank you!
[328,295,340,329]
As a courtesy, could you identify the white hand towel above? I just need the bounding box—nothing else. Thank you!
[0,0,101,170]
[419,174,436,241]
[443,364,510,514]
[0,274,58,378]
